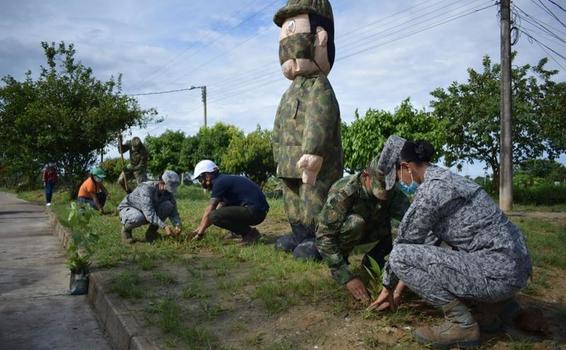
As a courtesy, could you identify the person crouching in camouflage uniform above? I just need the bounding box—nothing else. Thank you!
[118,135,148,193]
[370,136,532,349]
[272,0,343,258]
[316,155,409,302]
[118,170,181,243]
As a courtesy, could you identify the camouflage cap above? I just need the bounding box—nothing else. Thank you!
[274,0,334,27]
[377,135,407,191]
[367,155,388,200]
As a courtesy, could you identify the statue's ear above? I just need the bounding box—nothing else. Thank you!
[316,26,328,47]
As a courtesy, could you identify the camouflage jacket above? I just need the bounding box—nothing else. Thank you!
[382,166,532,289]
[118,181,180,228]
[272,73,343,179]
[120,141,149,173]
[316,174,410,285]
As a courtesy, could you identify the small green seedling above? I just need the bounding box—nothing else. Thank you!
[363,256,383,300]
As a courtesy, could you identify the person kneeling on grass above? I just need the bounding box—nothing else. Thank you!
[368,136,532,349]
[315,154,410,303]
[118,170,182,243]
[77,166,109,213]
[190,160,269,245]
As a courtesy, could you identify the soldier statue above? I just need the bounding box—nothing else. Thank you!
[118,135,149,193]
[272,0,343,260]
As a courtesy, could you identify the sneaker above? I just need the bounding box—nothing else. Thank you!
[46,203,52,207]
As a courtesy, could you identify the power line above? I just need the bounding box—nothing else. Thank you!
[146,0,467,94]
[130,87,194,96]
[337,4,498,64]
[518,27,566,62]
[208,2,497,104]
[531,0,566,28]
[134,0,276,91]
[208,1,494,102]
[133,1,501,126]
[168,0,280,85]
[546,0,566,13]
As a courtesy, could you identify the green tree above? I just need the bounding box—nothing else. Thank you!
[186,123,243,172]
[223,127,276,187]
[342,98,445,173]
[144,130,186,176]
[0,41,155,193]
[430,55,565,191]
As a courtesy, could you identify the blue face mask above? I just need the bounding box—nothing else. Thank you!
[399,167,419,195]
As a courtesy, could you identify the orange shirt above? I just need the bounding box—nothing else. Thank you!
[78,177,101,198]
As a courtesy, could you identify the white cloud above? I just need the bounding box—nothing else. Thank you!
[1,0,564,176]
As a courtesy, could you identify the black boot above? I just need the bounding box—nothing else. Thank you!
[274,223,313,252]
[145,225,159,243]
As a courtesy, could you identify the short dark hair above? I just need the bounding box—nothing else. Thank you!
[308,13,335,68]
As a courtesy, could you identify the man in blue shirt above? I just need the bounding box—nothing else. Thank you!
[191,160,269,244]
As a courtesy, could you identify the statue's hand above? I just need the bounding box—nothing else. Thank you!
[296,154,323,185]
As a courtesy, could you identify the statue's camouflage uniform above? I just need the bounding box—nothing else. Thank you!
[316,173,409,285]
[118,137,149,186]
[381,165,532,306]
[273,0,343,257]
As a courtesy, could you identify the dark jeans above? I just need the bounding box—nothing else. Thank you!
[209,206,267,235]
[77,192,107,210]
[44,181,55,204]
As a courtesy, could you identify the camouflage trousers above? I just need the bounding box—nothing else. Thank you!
[119,201,175,230]
[280,175,336,232]
[389,244,523,307]
[340,214,393,270]
[118,170,148,186]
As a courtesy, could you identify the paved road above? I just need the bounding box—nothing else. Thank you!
[0,192,110,350]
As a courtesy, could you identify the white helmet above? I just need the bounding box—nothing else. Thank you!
[192,160,218,180]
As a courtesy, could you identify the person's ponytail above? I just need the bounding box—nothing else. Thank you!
[400,140,435,163]
[414,140,435,162]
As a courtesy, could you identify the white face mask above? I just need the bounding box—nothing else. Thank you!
[94,176,103,183]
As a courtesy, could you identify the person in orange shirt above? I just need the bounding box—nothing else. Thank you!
[77,166,109,212]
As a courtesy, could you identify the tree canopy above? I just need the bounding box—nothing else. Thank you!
[222,127,276,187]
[341,98,445,173]
[0,41,156,192]
[430,54,565,189]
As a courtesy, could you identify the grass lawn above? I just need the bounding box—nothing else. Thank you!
[14,184,566,349]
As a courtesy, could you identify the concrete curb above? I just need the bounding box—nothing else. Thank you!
[47,210,158,350]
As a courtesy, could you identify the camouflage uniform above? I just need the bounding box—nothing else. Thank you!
[273,0,343,254]
[118,181,180,241]
[316,174,410,285]
[381,166,532,307]
[118,137,149,186]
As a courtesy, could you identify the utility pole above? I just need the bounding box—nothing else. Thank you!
[500,0,513,212]
[190,85,208,128]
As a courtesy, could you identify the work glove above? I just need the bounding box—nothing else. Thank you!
[296,154,323,185]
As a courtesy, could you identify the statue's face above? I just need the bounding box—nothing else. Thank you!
[279,14,331,80]
[132,137,142,151]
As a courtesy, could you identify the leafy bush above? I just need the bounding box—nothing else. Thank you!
[99,157,125,182]
[514,184,566,205]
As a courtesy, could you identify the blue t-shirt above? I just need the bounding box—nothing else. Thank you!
[211,174,269,213]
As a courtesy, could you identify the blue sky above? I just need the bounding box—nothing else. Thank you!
[1,0,564,176]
